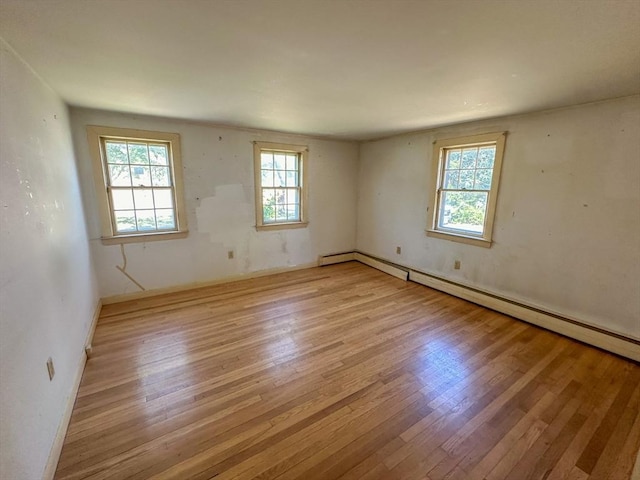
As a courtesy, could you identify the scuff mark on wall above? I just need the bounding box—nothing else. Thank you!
[115,244,145,291]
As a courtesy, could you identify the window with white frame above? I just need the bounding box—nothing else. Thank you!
[427,132,506,247]
[253,142,308,230]
[87,126,188,244]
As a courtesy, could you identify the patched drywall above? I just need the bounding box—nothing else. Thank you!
[0,41,99,479]
[357,96,640,340]
[70,109,359,297]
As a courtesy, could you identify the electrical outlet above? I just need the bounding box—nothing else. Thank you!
[454,260,461,270]
[46,357,55,381]
[228,250,234,260]
[396,246,401,255]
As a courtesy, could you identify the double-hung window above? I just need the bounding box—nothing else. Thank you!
[427,132,506,247]
[87,126,188,244]
[253,142,308,230]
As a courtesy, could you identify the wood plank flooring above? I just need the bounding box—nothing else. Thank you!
[54,262,640,480]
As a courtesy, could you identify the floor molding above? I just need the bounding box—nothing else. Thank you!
[42,299,101,480]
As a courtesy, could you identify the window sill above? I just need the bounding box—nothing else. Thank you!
[101,230,189,245]
[256,222,309,232]
[426,229,492,248]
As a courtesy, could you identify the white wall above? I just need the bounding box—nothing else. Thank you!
[0,42,99,479]
[357,96,640,340]
[70,108,359,298]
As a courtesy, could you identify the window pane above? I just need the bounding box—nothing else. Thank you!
[133,189,154,209]
[135,209,156,231]
[261,152,273,169]
[439,191,488,235]
[275,203,287,221]
[275,189,286,206]
[446,149,461,169]
[286,171,298,187]
[131,166,151,186]
[459,170,474,190]
[286,155,298,171]
[444,170,459,189]
[153,189,173,209]
[474,169,493,190]
[274,153,286,170]
[263,189,276,222]
[461,148,477,169]
[109,164,132,186]
[261,170,274,187]
[105,142,128,164]
[286,189,299,204]
[287,204,300,221]
[155,209,175,229]
[151,166,170,186]
[273,170,286,187]
[149,144,168,165]
[111,188,134,210]
[263,205,275,223]
[114,211,136,232]
[477,146,496,168]
[128,143,149,165]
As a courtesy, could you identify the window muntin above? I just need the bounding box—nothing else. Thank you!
[428,132,506,247]
[253,142,308,230]
[87,126,187,244]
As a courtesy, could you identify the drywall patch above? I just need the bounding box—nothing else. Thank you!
[196,184,253,243]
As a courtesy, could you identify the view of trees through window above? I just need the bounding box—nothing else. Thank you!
[104,140,176,233]
[260,151,301,224]
[438,145,496,235]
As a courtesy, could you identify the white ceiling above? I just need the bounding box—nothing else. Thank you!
[1,0,639,140]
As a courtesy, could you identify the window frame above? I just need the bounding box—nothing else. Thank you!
[426,131,506,248]
[253,141,309,231]
[87,125,188,245]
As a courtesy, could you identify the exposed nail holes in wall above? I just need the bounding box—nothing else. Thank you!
[541,170,544,173]
[219,136,222,141]
[583,204,588,207]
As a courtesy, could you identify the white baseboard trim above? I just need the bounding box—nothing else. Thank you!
[354,252,408,281]
[409,269,639,362]
[101,262,318,305]
[318,252,355,266]
[85,299,102,350]
[42,299,102,480]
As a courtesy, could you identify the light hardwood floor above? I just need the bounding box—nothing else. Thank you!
[55,262,640,480]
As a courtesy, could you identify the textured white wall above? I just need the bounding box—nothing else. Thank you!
[0,42,99,479]
[70,108,359,298]
[357,96,640,339]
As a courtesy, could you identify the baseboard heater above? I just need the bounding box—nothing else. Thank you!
[319,251,639,362]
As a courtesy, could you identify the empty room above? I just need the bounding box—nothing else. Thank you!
[1,1,639,479]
